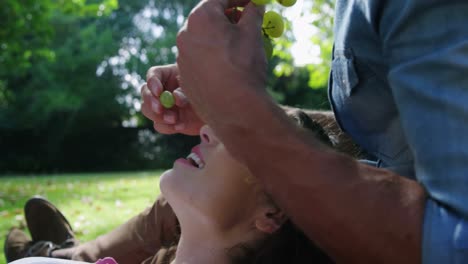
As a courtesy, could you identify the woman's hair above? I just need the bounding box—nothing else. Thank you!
[160,109,361,264]
[282,107,364,158]
[227,219,334,264]
[225,109,340,264]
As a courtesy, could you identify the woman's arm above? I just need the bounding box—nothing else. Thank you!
[68,195,178,263]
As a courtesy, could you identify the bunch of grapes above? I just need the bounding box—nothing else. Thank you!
[161,0,297,109]
[225,0,297,59]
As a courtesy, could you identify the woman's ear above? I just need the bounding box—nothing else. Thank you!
[255,207,287,234]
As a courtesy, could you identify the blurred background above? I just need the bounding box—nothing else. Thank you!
[0,0,333,262]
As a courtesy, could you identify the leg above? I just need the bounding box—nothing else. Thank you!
[54,195,179,264]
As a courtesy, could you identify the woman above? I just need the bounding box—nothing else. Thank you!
[153,112,335,264]
[8,111,340,264]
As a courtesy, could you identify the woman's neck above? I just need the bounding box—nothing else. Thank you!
[171,233,231,264]
[169,206,257,264]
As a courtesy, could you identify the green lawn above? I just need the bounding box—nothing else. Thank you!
[0,171,164,264]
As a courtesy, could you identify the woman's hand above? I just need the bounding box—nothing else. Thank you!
[176,0,269,125]
[141,64,204,136]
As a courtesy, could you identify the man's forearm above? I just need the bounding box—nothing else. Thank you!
[208,95,426,263]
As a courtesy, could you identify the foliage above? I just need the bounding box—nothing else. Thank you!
[268,66,330,110]
[0,172,162,264]
[0,0,118,82]
[307,0,334,89]
[0,0,201,130]
[270,0,334,89]
[261,0,333,113]
[0,0,335,173]
[0,0,201,172]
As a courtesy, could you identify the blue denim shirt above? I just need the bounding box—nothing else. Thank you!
[330,1,468,262]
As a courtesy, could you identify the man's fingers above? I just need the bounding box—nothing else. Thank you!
[173,88,189,107]
[146,64,179,96]
[153,122,177,135]
[141,101,164,123]
[139,82,148,94]
[142,103,180,127]
[162,109,178,125]
[174,122,186,132]
[195,0,253,22]
[147,76,163,97]
[151,99,163,115]
[140,82,152,100]
[238,2,264,31]
[228,0,251,8]
[142,86,163,114]
[219,0,251,8]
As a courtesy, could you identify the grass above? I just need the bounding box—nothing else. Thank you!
[0,171,164,264]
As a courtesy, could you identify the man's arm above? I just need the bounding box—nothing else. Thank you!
[218,1,468,262]
[211,92,426,264]
[176,1,425,263]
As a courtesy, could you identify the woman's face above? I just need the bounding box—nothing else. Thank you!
[160,125,262,231]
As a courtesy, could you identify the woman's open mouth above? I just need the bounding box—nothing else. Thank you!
[186,152,205,169]
[179,145,205,169]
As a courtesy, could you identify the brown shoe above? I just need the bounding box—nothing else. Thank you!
[24,197,77,246]
[4,227,62,263]
[4,228,31,262]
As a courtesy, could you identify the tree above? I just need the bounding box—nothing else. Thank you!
[0,0,119,129]
[262,0,334,110]
[307,0,334,89]
[0,0,336,172]
[0,0,201,172]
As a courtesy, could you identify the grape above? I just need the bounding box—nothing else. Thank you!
[160,91,175,109]
[251,0,271,5]
[223,2,288,61]
[262,11,284,38]
[276,0,297,7]
[263,35,273,59]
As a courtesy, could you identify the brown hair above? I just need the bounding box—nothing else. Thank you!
[227,220,334,264]
[282,106,363,158]
[224,109,340,264]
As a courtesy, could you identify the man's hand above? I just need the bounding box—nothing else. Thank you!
[141,64,204,136]
[176,0,268,125]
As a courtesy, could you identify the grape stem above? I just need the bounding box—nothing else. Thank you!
[263,21,276,30]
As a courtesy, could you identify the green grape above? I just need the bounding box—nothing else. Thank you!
[160,91,175,109]
[262,11,284,38]
[251,0,270,5]
[263,35,273,59]
[276,0,297,7]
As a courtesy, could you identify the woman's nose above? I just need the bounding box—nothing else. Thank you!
[199,125,218,144]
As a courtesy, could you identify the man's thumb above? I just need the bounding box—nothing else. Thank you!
[239,2,265,32]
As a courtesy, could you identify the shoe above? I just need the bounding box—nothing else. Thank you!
[24,196,77,246]
[4,228,63,263]
[4,228,32,262]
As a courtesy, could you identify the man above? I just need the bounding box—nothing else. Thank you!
[143,0,468,263]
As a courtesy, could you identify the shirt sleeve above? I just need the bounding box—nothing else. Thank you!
[381,1,468,262]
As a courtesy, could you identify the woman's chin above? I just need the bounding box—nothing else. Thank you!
[159,168,193,217]
[159,169,175,197]
[159,167,191,201]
